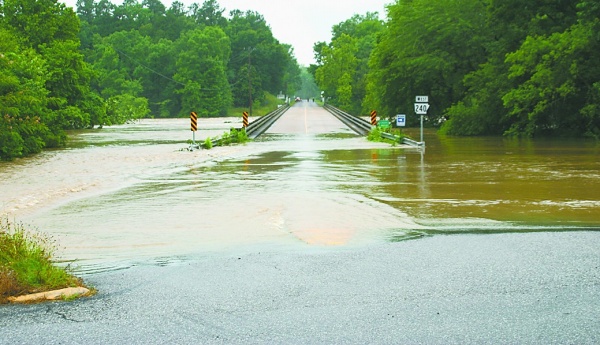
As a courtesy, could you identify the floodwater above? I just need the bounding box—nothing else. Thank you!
[1,107,599,274]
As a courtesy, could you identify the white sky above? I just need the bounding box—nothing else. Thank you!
[62,0,392,66]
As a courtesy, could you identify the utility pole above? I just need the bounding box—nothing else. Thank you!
[247,48,254,116]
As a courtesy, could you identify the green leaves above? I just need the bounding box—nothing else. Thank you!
[366,0,488,126]
[503,20,600,136]
[360,0,599,137]
[314,14,383,114]
[0,0,100,157]
[174,27,232,116]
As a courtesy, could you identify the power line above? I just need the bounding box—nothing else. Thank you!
[113,47,220,92]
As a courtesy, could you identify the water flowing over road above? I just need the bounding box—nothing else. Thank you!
[1,102,600,343]
[1,101,599,272]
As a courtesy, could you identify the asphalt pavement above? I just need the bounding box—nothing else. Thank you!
[1,231,599,344]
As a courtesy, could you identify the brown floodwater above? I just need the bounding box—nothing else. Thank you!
[1,113,599,274]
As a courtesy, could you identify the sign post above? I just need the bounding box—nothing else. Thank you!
[370,110,377,126]
[190,111,198,145]
[242,111,249,128]
[414,96,429,145]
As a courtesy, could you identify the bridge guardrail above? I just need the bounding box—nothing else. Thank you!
[324,104,423,147]
[245,104,290,139]
[189,105,290,150]
[323,104,372,135]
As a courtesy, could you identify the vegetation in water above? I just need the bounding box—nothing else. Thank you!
[367,126,405,145]
[0,216,85,303]
[219,128,249,145]
[203,137,213,149]
[202,128,249,149]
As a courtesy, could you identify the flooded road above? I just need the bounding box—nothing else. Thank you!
[1,102,599,273]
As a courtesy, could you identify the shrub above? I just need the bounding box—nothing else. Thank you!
[0,216,81,302]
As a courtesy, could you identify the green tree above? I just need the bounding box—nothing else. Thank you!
[366,0,487,126]
[226,10,291,108]
[314,13,383,114]
[189,0,227,28]
[1,0,80,49]
[174,27,232,116]
[0,29,55,159]
[280,45,302,98]
[442,0,596,137]
[315,34,358,110]
[502,21,600,136]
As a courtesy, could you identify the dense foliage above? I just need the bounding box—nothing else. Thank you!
[78,0,301,118]
[313,13,384,115]
[0,0,302,160]
[313,0,600,138]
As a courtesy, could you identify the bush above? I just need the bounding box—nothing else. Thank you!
[0,216,81,302]
[219,128,249,146]
[203,137,213,149]
[367,126,405,144]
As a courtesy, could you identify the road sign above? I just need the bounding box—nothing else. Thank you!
[242,111,249,127]
[416,95,428,103]
[396,114,406,127]
[377,119,391,129]
[370,110,377,126]
[414,103,430,115]
[190,112,197,132]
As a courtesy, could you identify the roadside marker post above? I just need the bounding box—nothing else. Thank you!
[370,110,377,126]
[242,111,249,128]
[187,111,200,150]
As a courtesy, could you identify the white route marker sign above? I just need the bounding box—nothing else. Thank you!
[414,103,430,115]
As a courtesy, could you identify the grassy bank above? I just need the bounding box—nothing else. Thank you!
[0,216,85,303]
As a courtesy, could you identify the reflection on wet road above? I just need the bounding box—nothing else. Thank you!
[1,104,599,273]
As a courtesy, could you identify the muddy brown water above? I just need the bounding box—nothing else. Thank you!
[1,103,599,274]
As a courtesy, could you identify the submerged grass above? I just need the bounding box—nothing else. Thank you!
[367,126,406,145]
[0,216,84,303]
[202,127,249,149]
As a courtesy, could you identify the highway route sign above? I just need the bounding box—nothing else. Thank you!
[414,103,430,115]
[416,96,428,103]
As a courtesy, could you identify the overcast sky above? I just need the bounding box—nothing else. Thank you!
[62,0,392,66]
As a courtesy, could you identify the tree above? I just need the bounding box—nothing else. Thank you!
[226,10,291,108]
[442,0,596,137]
[314,13,383,114]
[0,28,55,159]
[502,21,600,136]
[174,27,232,116]
[366,0,489,126]
[1,0,80,49]
[189,0,227,28]
[315,34,358,110]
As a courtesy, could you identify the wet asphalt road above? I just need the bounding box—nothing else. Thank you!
[2,232,599,344]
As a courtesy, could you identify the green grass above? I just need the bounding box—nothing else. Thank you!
[0,216,83,303]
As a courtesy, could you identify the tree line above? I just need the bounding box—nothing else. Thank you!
[0,0,303,160]
[312,0,600,138]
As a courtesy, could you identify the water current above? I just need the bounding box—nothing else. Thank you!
[1,110,599,274]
